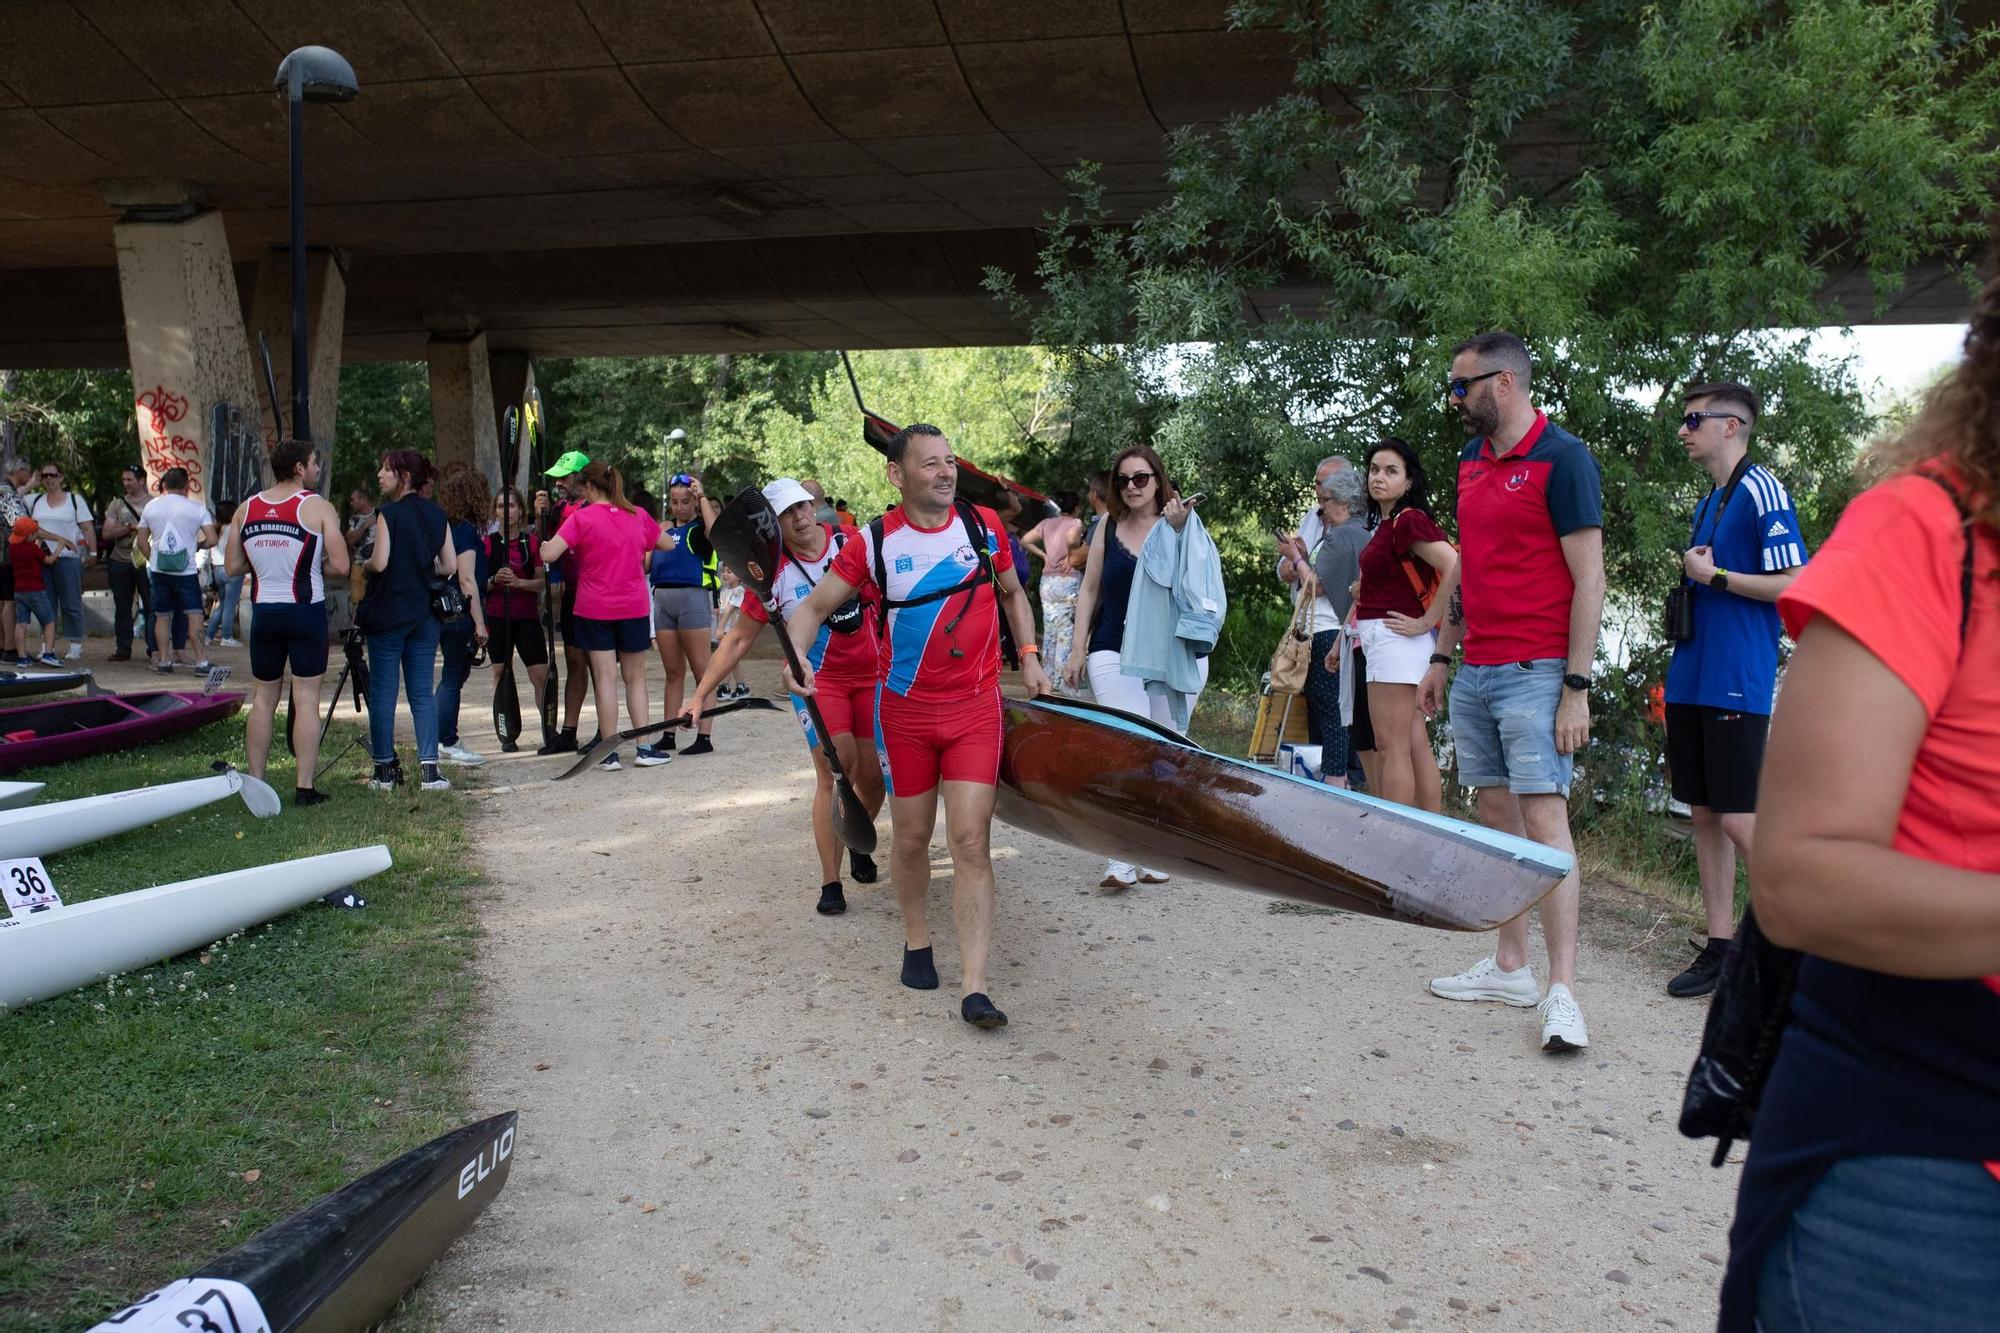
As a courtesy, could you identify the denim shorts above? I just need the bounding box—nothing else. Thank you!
[1447,658,1573,796]
[14,588,53,627]
[151,571,204,614]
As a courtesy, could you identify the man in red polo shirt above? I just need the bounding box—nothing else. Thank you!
[1418,331,1605,1052]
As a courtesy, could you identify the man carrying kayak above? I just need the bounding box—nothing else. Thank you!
[782,425,1051,1029]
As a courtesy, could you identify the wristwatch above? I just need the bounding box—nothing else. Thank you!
[1562,673,1591,693]
[1710,569,1730,591]
[1428,652,1452,666]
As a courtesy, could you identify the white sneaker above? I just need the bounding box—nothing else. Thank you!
[1429,956,1541,1007]
[438,743,485,767]
[1539,983,1590,1052]
[1137,867,1170,884]
[218,637,243,648]
[64,642,83,660]
[1099,861,1138,890]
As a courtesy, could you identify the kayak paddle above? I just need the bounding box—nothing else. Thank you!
[705,488,877,855]
[493,405,524,748]
[553,694,778,780]
[528,385,561,748]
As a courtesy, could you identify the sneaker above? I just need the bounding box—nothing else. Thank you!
[634,743,672,767]
[64,642,82,660]
[368,762,403,792]
[1099,861,1138,891]
[419,763,451,791]
[151,661,175,674]
[1538,983,1590,1051]
[218,637,242,648]
[1429,956,1541,1007]
[39,652,62,668]
[191,659,214,672]
[109,649,132,662]
[15,656,33,668]
[598,750,622,771]
[1667,937,1730,998]
[438,743,486,767]
[536,727,578,756]
[1136,867,1170,884]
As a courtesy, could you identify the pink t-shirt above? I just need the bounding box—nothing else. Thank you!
[555,503,660,621]
[1032,515,1083,577]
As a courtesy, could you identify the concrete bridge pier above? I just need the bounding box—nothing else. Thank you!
[426,330,500,488]
[108,190,264,506]
[248,247,348,471]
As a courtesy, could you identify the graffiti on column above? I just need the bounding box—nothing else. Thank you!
[137,386,203,496]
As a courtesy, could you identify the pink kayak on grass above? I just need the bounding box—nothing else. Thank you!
[0,690,245,775]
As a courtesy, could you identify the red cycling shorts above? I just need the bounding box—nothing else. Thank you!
[874,685,1003,797]
[790,671,876,753]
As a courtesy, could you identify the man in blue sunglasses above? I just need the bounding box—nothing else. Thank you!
[1420,330,1604,1054]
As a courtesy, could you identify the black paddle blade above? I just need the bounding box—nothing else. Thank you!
[541,650,559,742]
[553,696,778,780]
[706,488,784,600]
[833,778,877,854]
[493,668,521,743]
[285,683,298,757]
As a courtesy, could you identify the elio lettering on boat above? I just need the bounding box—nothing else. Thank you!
[457,1124,514,1199]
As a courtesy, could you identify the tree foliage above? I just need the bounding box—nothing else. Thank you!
[989,0,1999,806]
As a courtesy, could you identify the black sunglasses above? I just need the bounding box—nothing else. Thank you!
[1117,470,1155,488]
[1446,369,1505,399]
[1681,411,1745,432]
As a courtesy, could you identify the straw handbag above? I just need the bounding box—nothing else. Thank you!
[1268,578,1315,695]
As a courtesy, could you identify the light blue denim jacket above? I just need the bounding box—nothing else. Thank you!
[1121,511,1227,729]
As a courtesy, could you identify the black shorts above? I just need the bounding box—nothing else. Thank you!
[1665,703,1769,814]
[559,581,580,648]
[572,614,650,655]
[0,562,12,601]
[1348,648,1376,753]
[490,616,548,668]
[248,601,330,681]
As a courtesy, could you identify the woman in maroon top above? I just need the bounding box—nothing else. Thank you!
[1353,439,1457,812]
[486,487,549,748]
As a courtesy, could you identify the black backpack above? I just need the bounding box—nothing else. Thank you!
[868,500,997,641]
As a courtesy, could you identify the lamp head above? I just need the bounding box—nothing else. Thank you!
[275,46,359,103]
[667,428,687,442]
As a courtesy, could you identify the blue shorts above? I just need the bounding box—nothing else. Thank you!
[151,571,203,614]
[572,614,649,655]
[13,588,53,627]
[248,601,329,681]
[1447,658,1574,797]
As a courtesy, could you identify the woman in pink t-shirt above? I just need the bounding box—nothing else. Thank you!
[1021,490,1086,695]
[540,461,669,771]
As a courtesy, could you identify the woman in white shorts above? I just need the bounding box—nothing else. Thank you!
[1351,438,1457,813]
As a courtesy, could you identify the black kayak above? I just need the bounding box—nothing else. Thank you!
[0,668,91,700]
[87,1111,517,1332]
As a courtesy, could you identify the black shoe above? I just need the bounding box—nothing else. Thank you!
[901,945,939,990]
[322,889,367,910]
[536,728,578,756]
[368,762,403,792]
[817,881,847,915]
[293,787,330,808]
[660,730,676,752]
[961,992,1008,1028]
[1667,937,1731,998]
[500,738,519,753]
[683,735,713,756]
[109,649,132,662]
[849,850,877,884]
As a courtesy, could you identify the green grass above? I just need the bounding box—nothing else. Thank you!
[0,716,480,1332]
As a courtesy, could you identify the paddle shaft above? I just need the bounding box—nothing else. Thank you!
[768,598,876,852]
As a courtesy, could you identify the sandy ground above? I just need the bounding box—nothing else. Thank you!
[301,638,1746,1333]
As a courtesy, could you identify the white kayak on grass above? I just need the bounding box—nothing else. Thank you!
[0,844,392,1011]
[0,781,42,811]
[0,770,280,859]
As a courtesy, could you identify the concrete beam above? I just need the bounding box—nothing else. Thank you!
[248,248,348,460]
[111,209,266,505]
[426,331,498,485]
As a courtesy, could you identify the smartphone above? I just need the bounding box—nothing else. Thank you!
[1182,491,1207,507]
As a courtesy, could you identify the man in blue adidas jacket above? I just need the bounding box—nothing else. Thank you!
[1664,381,1808,997]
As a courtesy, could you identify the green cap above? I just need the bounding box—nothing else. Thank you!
[546,450,591,478]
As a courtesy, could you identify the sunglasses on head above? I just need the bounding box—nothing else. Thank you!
[1681,411,1744,432]
[1446,369,1505,400]
[1117,470,1155,488]
[670,473,695,487]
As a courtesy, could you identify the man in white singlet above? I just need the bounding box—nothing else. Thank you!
[225,439,349,805]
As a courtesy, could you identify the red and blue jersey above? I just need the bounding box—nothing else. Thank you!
[742,523,878,683]
[1665,463,1808,713]
[1455,412,1602,666]
[831,504,1013,702]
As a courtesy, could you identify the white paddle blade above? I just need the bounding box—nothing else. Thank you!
[237,772,283,819]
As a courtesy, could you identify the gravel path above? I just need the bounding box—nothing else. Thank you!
[423,652,1740,1332]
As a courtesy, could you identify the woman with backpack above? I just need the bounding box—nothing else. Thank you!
[1353,438,1454,813]
[432,466,493,768]
[358,449,459,793]
[1719,283,2000,1332]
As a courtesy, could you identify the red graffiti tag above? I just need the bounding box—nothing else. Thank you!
[136,385,202,496]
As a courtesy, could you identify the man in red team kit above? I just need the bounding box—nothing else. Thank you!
[785,425,1051,1029]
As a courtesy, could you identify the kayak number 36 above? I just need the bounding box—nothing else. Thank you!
[87,1278,272,1333]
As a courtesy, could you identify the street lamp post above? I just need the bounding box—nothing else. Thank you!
[663,427,687,519]
[273,45,358,445]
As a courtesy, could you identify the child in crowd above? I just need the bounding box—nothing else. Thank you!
[8,516,63,666]
[713,565,749,699]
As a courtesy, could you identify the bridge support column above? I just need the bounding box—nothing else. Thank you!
[426,332,498,484]
[488,350,538,494]
[110,206,264,506]
[248,247,347,462]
